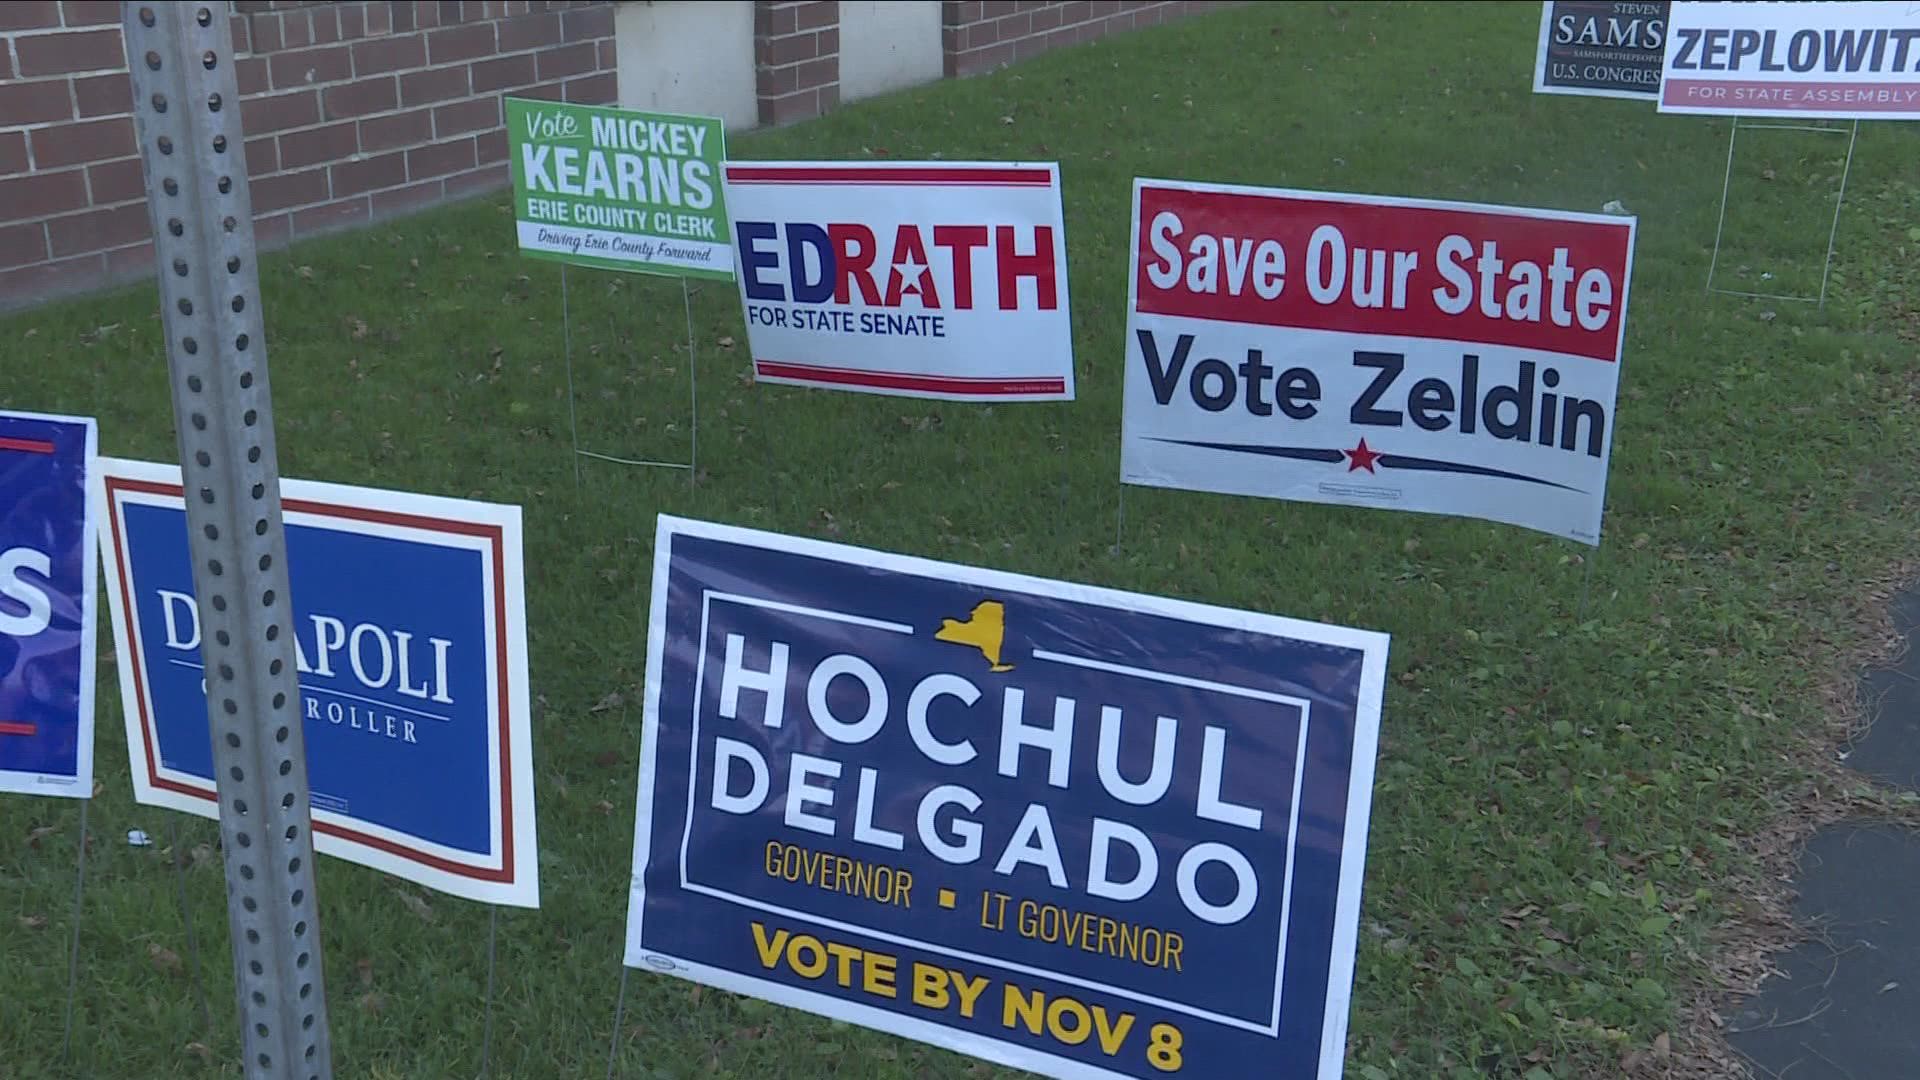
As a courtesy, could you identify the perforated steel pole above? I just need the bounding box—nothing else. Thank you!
[121,4,332,1077]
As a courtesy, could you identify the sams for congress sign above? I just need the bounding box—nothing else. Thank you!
[96,458,538,907]
[0,411,98,798]
[625,516,1388,1080]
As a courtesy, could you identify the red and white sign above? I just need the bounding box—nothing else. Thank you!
[1658,2,1920,119]
[1121,180,1637,545]
[723,162,1075,402]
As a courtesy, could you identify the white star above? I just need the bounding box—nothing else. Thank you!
[891,253,929,296]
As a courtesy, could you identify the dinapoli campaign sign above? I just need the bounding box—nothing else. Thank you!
[97,458,540,907]
[1119,179,1638,545]
[624,515,1389,1079]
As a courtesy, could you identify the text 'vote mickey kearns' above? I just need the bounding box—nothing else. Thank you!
[705,633,1270,928]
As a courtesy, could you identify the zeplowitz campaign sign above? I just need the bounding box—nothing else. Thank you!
[1658,2,1920,120]
[506,97,734,280]
[625,515,1389,1080]
[1533,1,1672,100]
[96,458,538,907]
[1120,180,1637,545]
[1,411,98,798]
[726,161,1076,401]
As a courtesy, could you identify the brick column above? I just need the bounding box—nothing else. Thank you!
[755,1,839,126]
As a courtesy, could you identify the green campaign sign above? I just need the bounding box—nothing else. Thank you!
[505,98,733,280]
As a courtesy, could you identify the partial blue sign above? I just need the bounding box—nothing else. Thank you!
[625,515,1389,1080]
[97,457,538,907]
[0,410,98,799]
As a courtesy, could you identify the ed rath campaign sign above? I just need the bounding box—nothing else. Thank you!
[625,515,1389,1080]
[96,458,538,907]
[1533,1,1672,100]
[725,162,1076,402]
[1659,2,1920,120]
[0,411,99,798]
[507,98,734,280]
[1119,180,1637,546]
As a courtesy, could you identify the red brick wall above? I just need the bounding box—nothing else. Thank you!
[0,0,617,311]
[754,1,838,127]
[943,0,1234,78]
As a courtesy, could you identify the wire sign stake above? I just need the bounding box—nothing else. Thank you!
[1704,115,1860,307]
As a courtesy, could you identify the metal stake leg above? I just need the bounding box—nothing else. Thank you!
[681,278,698,484]
[478,906,499,1079]
[60,797,88,1063]
[170,817,216,1040]
[605,966,631,1080]
[1815,120,1860,308]
[1705,116,1739,295]
[562,265,582,489]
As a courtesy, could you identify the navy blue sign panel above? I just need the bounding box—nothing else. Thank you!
[0,411,98,799]
[98,457,539,907]
[625,515,1389,1080]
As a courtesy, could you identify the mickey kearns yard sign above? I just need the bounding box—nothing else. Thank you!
[506,98,735,281]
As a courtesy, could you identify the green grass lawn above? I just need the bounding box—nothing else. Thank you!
[5,3,1920,1078]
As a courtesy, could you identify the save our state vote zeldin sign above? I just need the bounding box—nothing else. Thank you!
[1119,180,1637,546]
[506,97,734,280]
[624,515,1389,1080]
[96,457,539,907]
[0,411,99,799]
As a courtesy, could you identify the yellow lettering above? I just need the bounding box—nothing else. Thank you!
[1003,984,1045,1034]
[750,922,788,969]
[763,841,780,878]
[1095,1008,1136,1055]
[787,934,828,978]
[864,951,898,998]
[896,869,913,908]
[1048,996,1093,1045]
[912,962,950,1009]
[951,970,988,1019]
[825,941,861,987]
[1165,932,1184,973]
[1147,1022,1184,1071]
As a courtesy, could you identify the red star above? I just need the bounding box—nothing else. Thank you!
[1344,438,1382,473]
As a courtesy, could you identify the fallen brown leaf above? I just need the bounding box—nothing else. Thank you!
[149,942,183,974]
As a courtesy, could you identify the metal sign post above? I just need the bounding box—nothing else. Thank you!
[121,4,332,1076]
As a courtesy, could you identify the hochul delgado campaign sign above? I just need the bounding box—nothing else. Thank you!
[624,515,1389,1080]
[96,457,538,907]
[1119,180,1637,545]
[725,162,1076,401]
[0,411,98,798]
